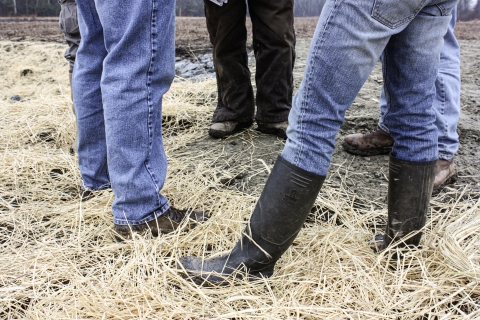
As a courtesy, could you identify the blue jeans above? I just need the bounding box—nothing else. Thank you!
[282,0,458,176]
[73,0,175,225]
[379,6,460,161]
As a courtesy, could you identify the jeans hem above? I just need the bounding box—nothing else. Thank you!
[378,122,390,134]
[82,183,111,191]
[438,152,455,161]
[113,201,170,225]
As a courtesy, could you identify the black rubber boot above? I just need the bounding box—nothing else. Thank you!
[372,156,437,252]
[179,156,325,286]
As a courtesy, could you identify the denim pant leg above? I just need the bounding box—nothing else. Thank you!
[378,6,460,160]
[383,4,456,162]
[282,0,456,176]
[75,0,175,225]
[435,6,461,160]
[99,0,175,225]
[73,1,110,191]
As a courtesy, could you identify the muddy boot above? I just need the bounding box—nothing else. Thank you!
[208,121,252,139]
[179,156,325,286]
[256,121,288,139]
[432,158,457,195]
[114,207,208,241]
[342,127,394,156]
[371,156,436,252]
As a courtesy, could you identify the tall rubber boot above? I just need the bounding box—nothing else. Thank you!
[69,72,79,154]
[372,156,437,252]
[179,156,325,286]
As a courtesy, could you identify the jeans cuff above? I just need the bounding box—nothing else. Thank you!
[113,201,170,226]
[438,152,455,161]
[378,122,390,134]
[82,183,111,191]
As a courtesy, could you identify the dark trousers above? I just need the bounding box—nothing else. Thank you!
[204,0,295,124]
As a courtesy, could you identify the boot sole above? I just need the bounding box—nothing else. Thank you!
[432,172,458,195]
[342,141,392,156]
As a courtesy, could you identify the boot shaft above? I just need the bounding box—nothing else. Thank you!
[384,156,437,248]
[246,156,325,262]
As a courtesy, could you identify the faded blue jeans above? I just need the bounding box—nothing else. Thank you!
[72,0,175,225]
[379,6,460,161]
[282,0,458,176]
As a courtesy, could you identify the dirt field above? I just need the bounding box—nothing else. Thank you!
[0,17,479,319]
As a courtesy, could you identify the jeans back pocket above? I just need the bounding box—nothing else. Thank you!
[371,0,428,28]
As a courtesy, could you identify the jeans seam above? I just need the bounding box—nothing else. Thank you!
[144,0,161,208]
[381,53,391,133]
[436,4,447,16]
[294,0,338,167]
[438,74,448,139]
[371,0,428,29]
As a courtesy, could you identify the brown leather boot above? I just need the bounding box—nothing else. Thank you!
[342,127,394,156]
[433,158,457,195]
[113,207,208,241]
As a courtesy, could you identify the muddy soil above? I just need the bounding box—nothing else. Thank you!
[173,37,480,205]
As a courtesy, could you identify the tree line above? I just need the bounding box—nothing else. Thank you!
[0,0,328,17]
[1,0,478,20]
[0,0,59,16]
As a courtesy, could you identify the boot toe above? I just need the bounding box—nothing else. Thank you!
[369,234,386,252]
[178,256,204,273]
[178,256,233,286]
[189,210,209,224]
[208,121,251,139]
[432,159,457,195]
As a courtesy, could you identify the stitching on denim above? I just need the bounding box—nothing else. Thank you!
[436,4,447,16]
[381,54,392,132]
[144,0,161,208]
[371,0,428,29]
[294,0,338,168]
[438,74,448,138]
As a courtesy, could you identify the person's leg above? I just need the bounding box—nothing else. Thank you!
[179,0,455,285]
[248,0,295,138]
[432,5,460,192]
[75,0,207,236]
[204,0,255,138]
[379,6,460,157]
[378,2,457,249]
[91,0,173,225]
[436,7,460,161]
[59,0,81,153]
[342,7,460,193]
[73,0,110,191]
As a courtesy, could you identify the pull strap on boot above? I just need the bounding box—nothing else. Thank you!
[179,156,325,286]
[378,156,437,251]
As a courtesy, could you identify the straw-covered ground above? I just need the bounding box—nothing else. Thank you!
[1,17,479,319]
